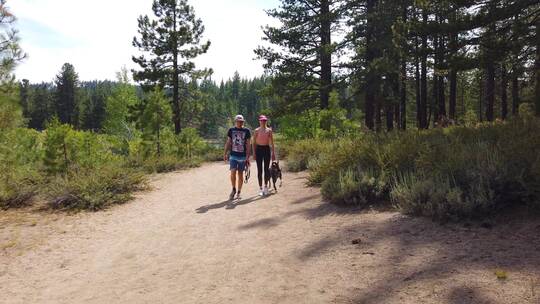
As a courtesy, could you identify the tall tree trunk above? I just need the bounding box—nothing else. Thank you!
[319,0,332,110]
[172,10,181,134]
[485,64,495,121]
[536,18,540,116]
[400,63,407,130]
[448,12,457,121]
[479,74,484,121]
[375,97,382,132]
[484,9,495,122]
[512,74,519,115]
[420,9,428,129]
[437,33,446,119]
[501,65,508,119]
[400,5,408,130]
[415,36,421,128]
[432,54,439,125]
[386,103,394,131]
[364,0,377,130]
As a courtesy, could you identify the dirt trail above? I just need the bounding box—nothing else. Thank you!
[1,162,540,304]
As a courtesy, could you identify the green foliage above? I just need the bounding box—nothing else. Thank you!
[54,63,79,125]
[0,128,42,208]
[286,118,540,220]
[139,87,172,157]
[0,86,24,129]
[277,95,360,141]
[46,165,145,211]
[519,103,535,119]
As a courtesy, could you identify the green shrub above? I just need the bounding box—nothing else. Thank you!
[46,165,146,211]
[0,128,43,208]
[141,155,202,174]
[277,93,360,141]
[281,138,331,172]
[286,117,540,220]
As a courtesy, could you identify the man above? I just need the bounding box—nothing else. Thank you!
[224,114,251,200]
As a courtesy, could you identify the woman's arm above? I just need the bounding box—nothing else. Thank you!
[270,129,276,161]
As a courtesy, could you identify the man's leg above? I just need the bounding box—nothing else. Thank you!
[230,169,237,188]
[237,170,244,193]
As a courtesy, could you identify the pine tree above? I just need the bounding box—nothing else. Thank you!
[104,68,139,137]
[255,0,347,110]
[132,0,211,134]
[54,63,79,126]
[140,87,172,157]
[0,0,25,129]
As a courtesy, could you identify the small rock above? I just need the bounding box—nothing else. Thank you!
[481,222,493,229]
[362,252,375,255]
[351,238,362,245]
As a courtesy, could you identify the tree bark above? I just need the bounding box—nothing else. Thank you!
[479,74,484,121]
[364,0,377,130]
[485,64,495,121]
[386,103,394,131]
[511,74,519,115]
[172,8,181,134]
[448,12,457,121]
[400,5,408,130]
[501,65,508,119]
[420,9,428,129]
[319,0,332,110]
[536,18,540,116]
[437,32,446,119]
[415,36,421,128]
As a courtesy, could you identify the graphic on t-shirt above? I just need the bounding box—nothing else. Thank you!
[231,130,246,153]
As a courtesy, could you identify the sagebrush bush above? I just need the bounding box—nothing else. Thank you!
[46,165,146,211]
[280,138,331,172]
[0,121,217,211]
[286,117,540,220]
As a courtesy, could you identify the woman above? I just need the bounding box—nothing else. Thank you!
[252,115,275,196]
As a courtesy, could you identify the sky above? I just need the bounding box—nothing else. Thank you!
[10,0,280,83]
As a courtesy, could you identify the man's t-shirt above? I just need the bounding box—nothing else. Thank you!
[228,127,251,158]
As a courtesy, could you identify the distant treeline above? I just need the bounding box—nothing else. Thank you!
[18,65,275,138]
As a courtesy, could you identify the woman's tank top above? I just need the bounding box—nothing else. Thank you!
[255,127,272,146]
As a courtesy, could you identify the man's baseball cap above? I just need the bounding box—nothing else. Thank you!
[258,115,268,121]
[235,114,245,122]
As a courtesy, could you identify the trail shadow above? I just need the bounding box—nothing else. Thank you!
[237,196,365,232]
[195,194,274,213]
[295,213,540,303]
[447,286,494,304]
[289,193,320,205]
[225,194,274,210]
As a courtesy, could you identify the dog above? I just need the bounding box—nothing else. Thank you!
[269,161,283,191]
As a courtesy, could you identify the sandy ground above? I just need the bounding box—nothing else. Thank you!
[1,162,540,304]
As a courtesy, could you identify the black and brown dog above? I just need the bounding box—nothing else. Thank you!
[269,161,282,191]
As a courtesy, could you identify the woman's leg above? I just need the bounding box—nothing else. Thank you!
[263,146,271,187]
[256,146,264,188]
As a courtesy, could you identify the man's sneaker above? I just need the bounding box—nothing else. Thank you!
[229,189,236,200]
[263,186,269,195]
[259,188,264,196]
[236,192,242,200]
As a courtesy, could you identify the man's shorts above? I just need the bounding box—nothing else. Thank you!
[230,156,247,172]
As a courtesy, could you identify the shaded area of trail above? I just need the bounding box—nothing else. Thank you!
[1,163,539,303]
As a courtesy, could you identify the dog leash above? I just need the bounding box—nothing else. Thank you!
[244,163,250,184]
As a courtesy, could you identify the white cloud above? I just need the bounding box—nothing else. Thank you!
[11,0,279,83]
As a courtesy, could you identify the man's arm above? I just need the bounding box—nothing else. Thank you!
[224,137,231,162]
[246,138,252,164]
